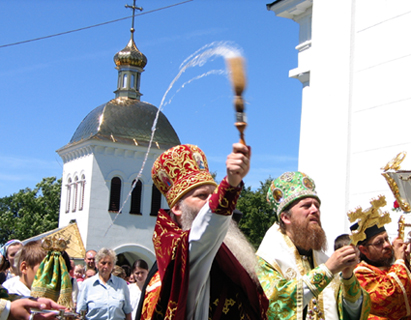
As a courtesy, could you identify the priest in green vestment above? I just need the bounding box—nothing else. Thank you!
[257,171,371,320]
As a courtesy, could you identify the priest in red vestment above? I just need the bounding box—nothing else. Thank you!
[140,142,268,320]
[352,223,411,320]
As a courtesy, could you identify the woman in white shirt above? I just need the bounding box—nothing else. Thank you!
[127,260,148,320]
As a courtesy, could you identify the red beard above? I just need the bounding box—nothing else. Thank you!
[289,218,327,252]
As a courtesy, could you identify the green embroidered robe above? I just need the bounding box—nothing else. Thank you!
[256,224,371,320]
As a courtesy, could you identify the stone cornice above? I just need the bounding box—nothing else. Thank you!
[267,0,312,20]
[57,140,165,164]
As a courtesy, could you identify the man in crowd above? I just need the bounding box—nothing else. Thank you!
[141,143,268,320]
[83,250,96,271]
[352,222,411,319]
[256,171,370,320]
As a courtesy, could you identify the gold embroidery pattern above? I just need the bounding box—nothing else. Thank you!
[303,265,333,298]
[209,178,242,216]
[285,268,297,280]
[340,273,362,303]
[257,257,297,320]
[222,298,236,314]
[153,215,186,261]
[141,272,161,320]
[164,301,178,320]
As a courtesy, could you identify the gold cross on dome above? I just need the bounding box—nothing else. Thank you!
[347,195,392,245]
[125,0,143,34]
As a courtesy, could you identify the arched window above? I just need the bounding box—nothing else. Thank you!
[122,73,128,88]
[72,176,78,212]
[130,74,135,89]
[130,180,142,215]
[150,184,162,216]
[79,174,85,211]
[65,178,72,213]
[109,177,122,212]
[136,74,141,90]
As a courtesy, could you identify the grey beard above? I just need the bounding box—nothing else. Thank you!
[178,201,259,283]
[179,200,197,231]
[223,220,259,283]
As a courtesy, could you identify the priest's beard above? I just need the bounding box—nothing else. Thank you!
[179,201,259,283]
[288,216,327,252]
[361,249,394,268]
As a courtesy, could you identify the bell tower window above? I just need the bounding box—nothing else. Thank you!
[72,176,78,212]
[65,178,72,213]
[130,74,135,89]
[79,174,85,211]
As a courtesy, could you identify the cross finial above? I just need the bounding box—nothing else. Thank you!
[125,0,143,35]
[347,195,392,245]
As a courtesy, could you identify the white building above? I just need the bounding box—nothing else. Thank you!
[267,0,411,250]
[56,27,180,266]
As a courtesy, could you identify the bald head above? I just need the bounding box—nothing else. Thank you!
[84,250,97,270]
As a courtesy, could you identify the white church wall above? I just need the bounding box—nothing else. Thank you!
[346,0,411,238]
[83,143,162,255]
[272,0,411,251]
[58,139,168,262]
[297,0,355,251]
[59,148,94,249]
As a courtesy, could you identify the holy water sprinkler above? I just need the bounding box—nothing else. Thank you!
[227,56,247,145]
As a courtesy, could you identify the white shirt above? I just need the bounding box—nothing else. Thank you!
[2,276,30,296]
[128,284,142,320]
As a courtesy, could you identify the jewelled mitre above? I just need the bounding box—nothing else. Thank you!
[152,144,217,208]
[267,171,320,221]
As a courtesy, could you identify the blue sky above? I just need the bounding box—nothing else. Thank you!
[0,0,301,197]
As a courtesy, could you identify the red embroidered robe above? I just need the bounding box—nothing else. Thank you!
[143,178,268,320]
[355,260,411,320]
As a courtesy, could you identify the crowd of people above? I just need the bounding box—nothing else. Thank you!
[0,139,410,320]
[0,243,149,320]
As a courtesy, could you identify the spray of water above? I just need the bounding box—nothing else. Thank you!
[104,41,243,235]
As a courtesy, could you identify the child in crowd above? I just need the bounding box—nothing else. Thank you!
[112,265,126,280]
[128,259,149,320]
[121,265,132,283]
[84,268,96,279]
[74,264,85,283]
[3,240,46,296]
[0,240,23,282]
[334,233,351,251]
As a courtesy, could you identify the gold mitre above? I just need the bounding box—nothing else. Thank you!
[381,151,411,212]
[347,195,391,245]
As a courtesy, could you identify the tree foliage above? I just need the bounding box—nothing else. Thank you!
[0,177,61,244]
[237,178,276,249]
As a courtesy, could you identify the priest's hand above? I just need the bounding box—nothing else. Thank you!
[393,237,407,261]
[325,245,359,278]
[226,143,250,187]
[8,298,65,320]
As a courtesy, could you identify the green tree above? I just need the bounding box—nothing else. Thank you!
[237,178,276,249]
[0,177,61,244]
